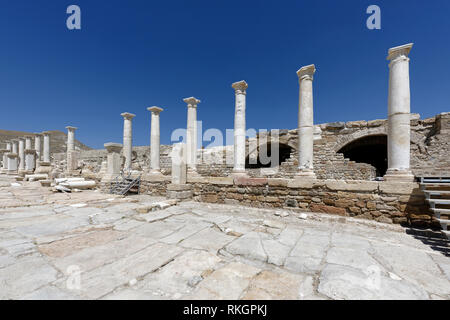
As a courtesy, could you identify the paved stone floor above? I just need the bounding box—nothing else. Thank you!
[0,175,449,300]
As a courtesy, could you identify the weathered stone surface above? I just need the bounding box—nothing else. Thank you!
[0,175,449,300]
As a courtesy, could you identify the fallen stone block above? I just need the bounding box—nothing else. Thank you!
[59,180,96,190]
[25,174,49,182]
[40,180,52,187]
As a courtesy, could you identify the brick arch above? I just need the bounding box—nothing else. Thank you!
[246,136,297,156]
[333,127,387,152]
[245,137,295,168]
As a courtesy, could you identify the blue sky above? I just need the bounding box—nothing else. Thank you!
[0,0,449,149]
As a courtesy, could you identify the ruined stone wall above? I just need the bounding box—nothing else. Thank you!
[52,112,450,180]
[134,175,434,227]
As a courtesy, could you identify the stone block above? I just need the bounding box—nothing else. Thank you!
[268,178,289,187]
[310,204,347,216]
[324,180,379,192]
[233,177,268,186]
[379,182,420,195]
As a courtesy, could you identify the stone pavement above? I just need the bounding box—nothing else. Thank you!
[0,175,449,300]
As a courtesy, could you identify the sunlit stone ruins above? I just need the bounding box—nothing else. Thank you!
[1,43,450,300]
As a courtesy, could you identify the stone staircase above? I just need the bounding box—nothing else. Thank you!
[420,177,450,239]
[110,173,141,195]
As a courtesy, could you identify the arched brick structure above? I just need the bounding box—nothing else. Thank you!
[332,126,387,153]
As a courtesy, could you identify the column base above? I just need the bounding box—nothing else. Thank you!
[383,169,415,182]
[167,184,193,200]
[18,169,27,177]
[35,162,52,175]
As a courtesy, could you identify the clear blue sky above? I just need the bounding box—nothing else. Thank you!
[1,0,449,149]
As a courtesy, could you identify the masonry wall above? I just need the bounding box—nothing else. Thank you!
[132,175,435,228]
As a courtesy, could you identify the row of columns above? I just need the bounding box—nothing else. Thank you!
[96,43,415,183]
[1,132,52,175]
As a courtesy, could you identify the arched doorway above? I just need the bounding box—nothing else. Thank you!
[337,134,388,177]
[246,143,293,169]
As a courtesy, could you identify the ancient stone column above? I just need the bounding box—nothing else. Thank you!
[12,140,18,155]
[2,142,11,172]
[296,64,316,179]
[18,138,25,172]
[167,142,192,200]
[25,149,36,172]
[42,131,51,163]
[121,112,135,171]
[66,126,77,153]
[183,97,201,174]
[384,43,414,182]
[147,106,163,174]
[102,143,123,181]
[65,126,78,174]
[34,133,42,163]
[171,143,187,185]
[25,136,32,150]
[7,153,18,175]
[232,80,248,175]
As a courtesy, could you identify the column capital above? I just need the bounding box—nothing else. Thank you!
[24,135,34,139]
[42,131,51,136]
[183,97,201,107]
[147,106,163,114]
[104,142,123,153]
[387,43,413,62]
[33,132,43,137]
[232,80,248,93]
[121,112,136,120]
[65,126,78,131]
[297,64,316,81]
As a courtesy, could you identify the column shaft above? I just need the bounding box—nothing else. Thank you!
[147,107,163,173]
[384,43,414,181]
[183,97,201,174]
[121,113,135,171]
[18,139,25,170]
[296,64,316,178]
[43,133,50,163]
[232,81,248,175]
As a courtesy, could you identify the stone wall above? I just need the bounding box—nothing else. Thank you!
[134,175,435,228]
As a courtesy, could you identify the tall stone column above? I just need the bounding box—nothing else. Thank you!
[121,112,135,171]
[102,143,123,182]
[384,43,414,182]
[2,142,11,172]
[42,131,51,163]
[25,136,32,150]
[25,150,36,172]
[147,107,163,174]
[12,140,18,154]
[296,64,316,179]
[66,126,77,153]
[183,97,201,174]
[34,133,42,164]
[18,138,25,172]
[232,80,248,176]
[65,126,78,174]
[7,153,18,175]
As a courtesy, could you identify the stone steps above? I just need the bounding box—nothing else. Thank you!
[420,177,450,239]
